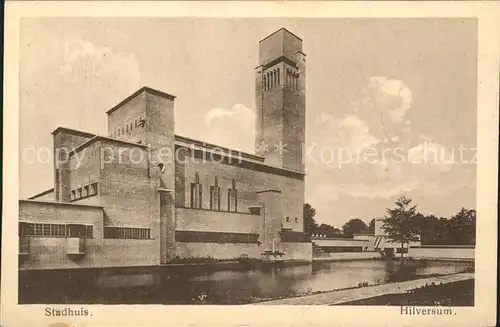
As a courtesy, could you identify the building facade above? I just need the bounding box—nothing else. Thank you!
[19,28,313,270]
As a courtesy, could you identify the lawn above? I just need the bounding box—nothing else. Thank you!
[337,279,474,306]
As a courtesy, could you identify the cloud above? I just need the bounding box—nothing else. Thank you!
[204,103,254,126]
[313,113,379,153]
[202,104,255,152]
[60,40,140,91]
[364,76,413,124]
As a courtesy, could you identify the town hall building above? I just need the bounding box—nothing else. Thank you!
[19,28,313,270]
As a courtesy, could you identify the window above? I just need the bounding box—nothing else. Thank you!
[286,217,290,222]
[295,217,299,223]
[190,172,202,209]
[126,124,129,133]
[83,185,89,197]
[90,182,97,195]
[20,223,93,238]
[210,177,220,210]
[70,190,75,200]
[104,227,150,239]
[77,188,82,198]
[118,129,120,137]
[277,68,280,85]
[227,179,237,212]
[122,126,124,134]
[263,76,267,91]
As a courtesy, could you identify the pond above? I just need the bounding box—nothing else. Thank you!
[19,259,474,304]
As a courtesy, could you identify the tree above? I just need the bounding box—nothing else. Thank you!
[382,196,420,259]
[368,218,375,234]
[316,223,343,238]
[448,208,476,245]
[303,203,317,234]
[342,218,368,238]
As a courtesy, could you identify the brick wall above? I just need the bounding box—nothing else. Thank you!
[175,242,262,259]
[19,200,159,269]
[176,149,305,232]
[176,207,260,234]
[279,242,312,261]
[408,246,475,260]
[99,139,151,228]
[53,129,94,202]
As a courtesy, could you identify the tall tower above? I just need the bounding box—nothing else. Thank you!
[255,28,306,172]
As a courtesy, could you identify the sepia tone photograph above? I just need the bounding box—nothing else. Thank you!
[16,16,477,306]
[2,2,499,327]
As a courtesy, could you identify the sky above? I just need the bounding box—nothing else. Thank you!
[19,18,477,227]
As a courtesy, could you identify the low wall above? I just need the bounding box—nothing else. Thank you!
[175,242,262,259]
[280,242,313,261]
[312,238,369,247]
[20,238,158,270]
[313,252,380,261]
[408,246,475,261]
[176,207,260,234]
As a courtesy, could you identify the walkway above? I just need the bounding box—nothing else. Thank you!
[258,273,474,305]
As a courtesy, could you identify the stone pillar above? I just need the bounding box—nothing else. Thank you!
[257,189,283,252]
[158,188,175,263]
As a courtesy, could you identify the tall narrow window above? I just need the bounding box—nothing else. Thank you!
[263,76,267,91]
[277,68,280,85]
[227,179,237,212]
[210,177,220,210]
[190,172,202,209]
[274,70,277,86]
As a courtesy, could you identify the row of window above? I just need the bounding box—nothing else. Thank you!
[19,223,93,238]
[18,223,151,240]
[190,175,237,212]
[110,117,145,139]
[286,216,299,223]
[70,182,98,202]
[263,67,300,91]
[103,227,151,240]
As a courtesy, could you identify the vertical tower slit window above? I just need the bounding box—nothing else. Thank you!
[210,177,220,211]
[227,179,238,212]
[190,172,202,209]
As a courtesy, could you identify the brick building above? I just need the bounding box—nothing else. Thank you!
[19,28,312,270]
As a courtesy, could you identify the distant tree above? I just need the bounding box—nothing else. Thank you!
[303,203,317,234]
[316,223,343,238]
[368,218,375,234]
[448,208,476,245]
[342,218,369,238]
[382,196,420,259]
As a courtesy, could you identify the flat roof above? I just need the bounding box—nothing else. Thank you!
[174,134,265,162]
[106,86,176,115]
[28,188,54,199]
[52,127,95,138]
[19,199,104,209]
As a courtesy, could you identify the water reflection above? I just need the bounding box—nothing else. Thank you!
[20,260,473,304]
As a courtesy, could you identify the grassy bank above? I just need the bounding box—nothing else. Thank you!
[337,279,474,306]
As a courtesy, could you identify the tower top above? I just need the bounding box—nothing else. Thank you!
[258,28,303,67]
